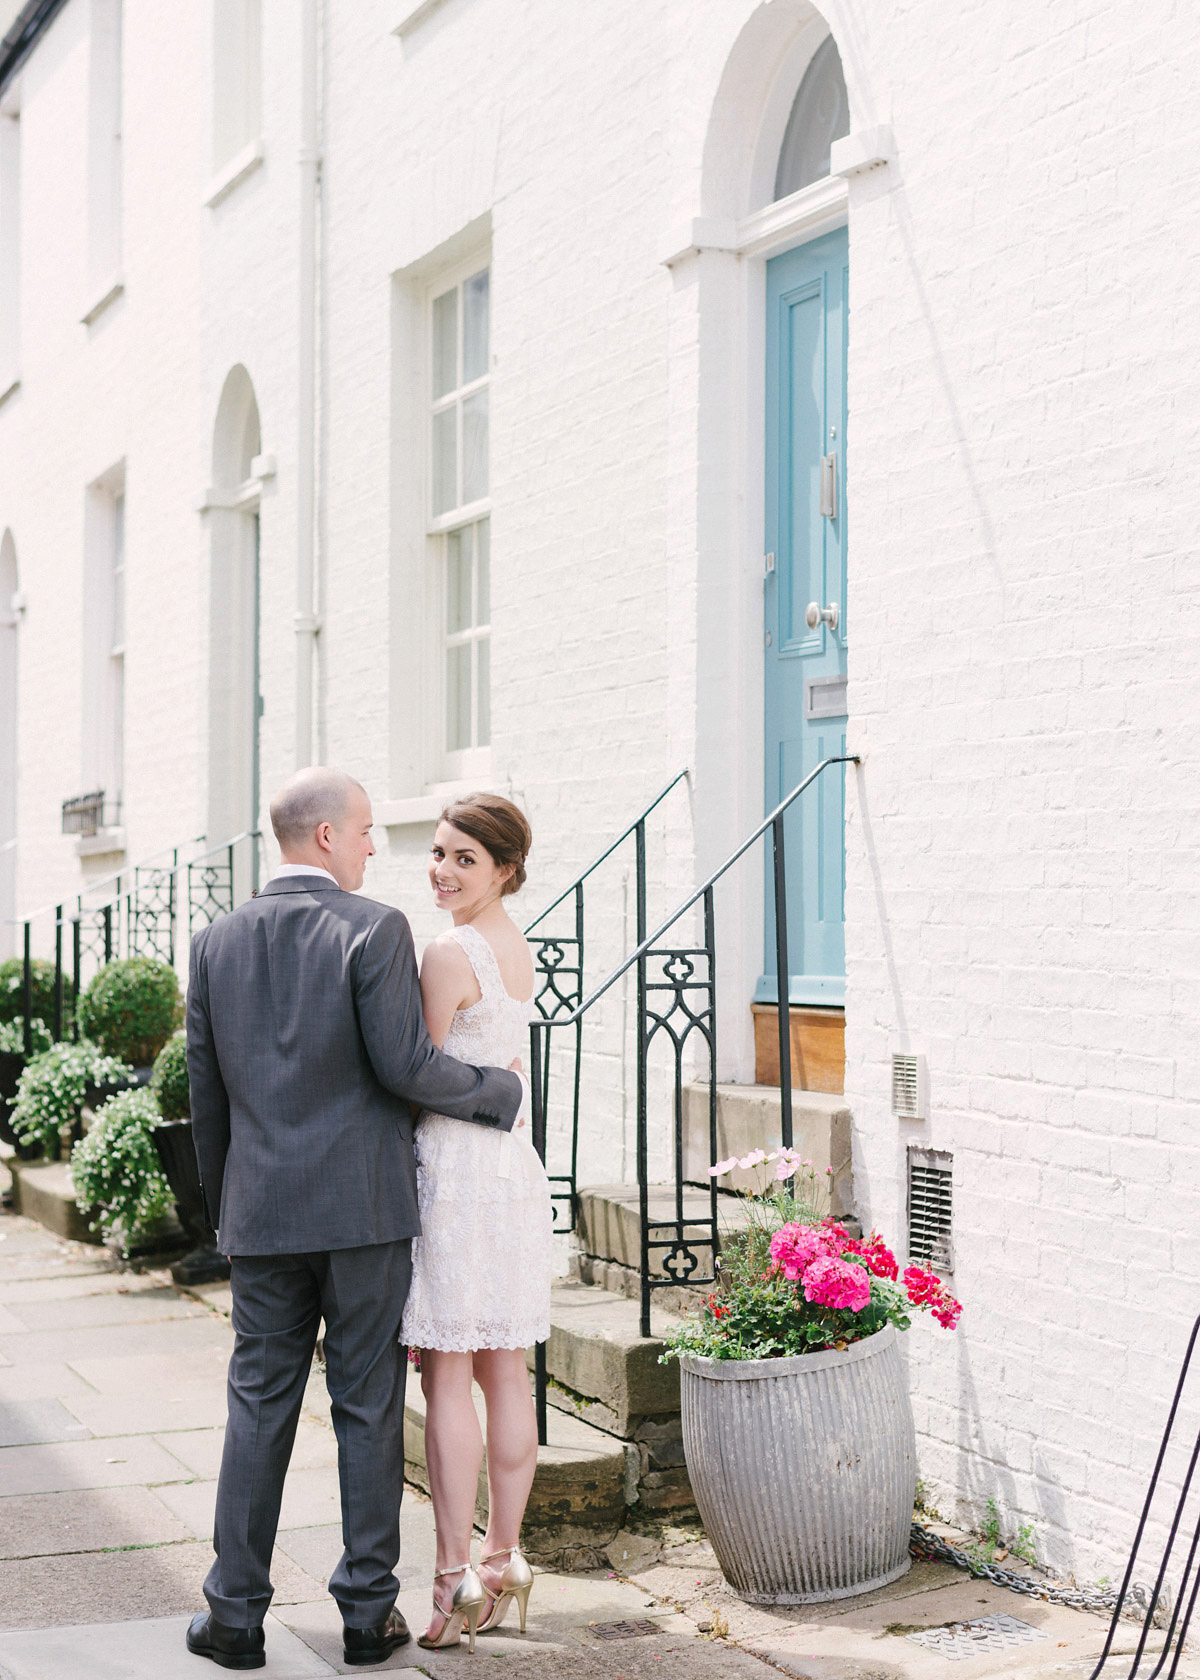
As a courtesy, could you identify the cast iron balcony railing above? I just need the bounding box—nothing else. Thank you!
[61,791,122,838]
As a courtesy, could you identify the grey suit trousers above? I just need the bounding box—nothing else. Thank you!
[203,1240,412,1629]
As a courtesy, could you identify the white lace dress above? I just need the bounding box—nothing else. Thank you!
[401,922,553,1351]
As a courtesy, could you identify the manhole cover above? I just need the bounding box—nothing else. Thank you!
[589,1620,663,1641]
[907,1613,1050,1660]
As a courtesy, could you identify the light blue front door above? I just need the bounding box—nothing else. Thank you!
[759,227,848,1006]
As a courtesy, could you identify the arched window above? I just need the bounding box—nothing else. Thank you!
[774,35,849,201]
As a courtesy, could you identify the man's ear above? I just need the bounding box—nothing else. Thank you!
[315,822,334,854]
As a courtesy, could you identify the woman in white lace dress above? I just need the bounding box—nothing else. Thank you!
[401,793,552,1651]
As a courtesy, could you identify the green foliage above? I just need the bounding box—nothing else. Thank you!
[150,1030,190,1121]
[0,1017,54,1057]
[10,1040,134,1155]
[0,958,74,1028]
[965,1498,1038,1569]
[71,1086,174,1244]
[78,958,182,1066]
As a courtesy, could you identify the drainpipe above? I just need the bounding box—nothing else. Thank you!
[294,0,320,767]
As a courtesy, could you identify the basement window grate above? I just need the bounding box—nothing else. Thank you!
[908,1148,953,1272]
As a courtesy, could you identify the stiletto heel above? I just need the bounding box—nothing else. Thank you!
[417,1563,487,1651]
[477,1546,535,1634]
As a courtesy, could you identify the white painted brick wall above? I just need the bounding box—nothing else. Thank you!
[2,0,1198,1584]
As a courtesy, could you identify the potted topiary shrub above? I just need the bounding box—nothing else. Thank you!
[0,956,75,1035]
[9,1040,135,1162]
[150,1031,230,1286]
[77,957,182,1078]
[663,1149,962,1606]
[70,1086,177,1255]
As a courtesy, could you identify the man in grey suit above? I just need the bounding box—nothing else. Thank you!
[184,767,524,1671]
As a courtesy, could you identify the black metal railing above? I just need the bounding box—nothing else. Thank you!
[1089,1311,1200,1677]
[523,770,689,1238]
[8,831,264,1055]
[528,753,859,1364]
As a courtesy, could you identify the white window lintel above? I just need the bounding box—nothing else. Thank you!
[204,137,265,209]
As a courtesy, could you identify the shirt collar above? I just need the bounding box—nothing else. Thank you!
[273,863,341,886]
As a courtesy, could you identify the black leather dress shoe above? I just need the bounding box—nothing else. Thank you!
[344,1610,411,1665]
[185,1612,266,1670]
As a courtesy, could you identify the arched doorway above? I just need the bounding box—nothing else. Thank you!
[208,367,263,890]
[0,530,18,958]
[686,2,859,1083]
[760,33,850,1011]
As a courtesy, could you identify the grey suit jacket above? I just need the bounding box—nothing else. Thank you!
[185,875,522,1256]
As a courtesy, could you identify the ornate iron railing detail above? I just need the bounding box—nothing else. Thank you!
[12,831,262,1051]
[522,770,688,1254]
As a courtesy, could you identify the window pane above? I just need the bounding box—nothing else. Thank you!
[476,635,490,747]
[446,527,471,634]
[462,389,488,504]
[432,288,458,399]
[446,643,472,752]
[431,406,456,516]
[475,516,490,626]
[462,268,489,385]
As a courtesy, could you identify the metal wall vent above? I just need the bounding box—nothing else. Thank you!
[908,1148,953,1272]
[891,1052,927,1119]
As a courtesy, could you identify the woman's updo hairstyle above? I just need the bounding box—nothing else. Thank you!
[438,793,531,897]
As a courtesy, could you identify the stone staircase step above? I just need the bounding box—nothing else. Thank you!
[681,1081,852,1209]
[402,1369,630,1569]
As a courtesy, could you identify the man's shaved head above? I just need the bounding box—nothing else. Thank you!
[270,767,367,849]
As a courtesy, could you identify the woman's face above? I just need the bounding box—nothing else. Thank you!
[429,820,510,916]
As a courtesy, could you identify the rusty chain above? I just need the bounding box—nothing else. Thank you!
[910,1522,1126,1619]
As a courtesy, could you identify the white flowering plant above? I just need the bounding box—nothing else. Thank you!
[10,1040,134,1158]
[70,1086,174,1243]
[0,1017,54,1058]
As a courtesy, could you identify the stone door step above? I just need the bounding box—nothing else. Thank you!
[402,1371,630,1569]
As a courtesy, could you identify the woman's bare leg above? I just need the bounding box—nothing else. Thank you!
[473,1347,538,1599]
[420,1349,483,1634]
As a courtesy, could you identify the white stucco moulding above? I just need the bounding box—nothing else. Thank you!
[81,279,124,326]
[0,376,18,410]
[204,138,265,209]
[194,470,272,513]
[829,125,895,178]
[76,828,126,859]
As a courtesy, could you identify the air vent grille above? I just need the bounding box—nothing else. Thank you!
[908,1148,953,1272]
[892,1052,926,1119]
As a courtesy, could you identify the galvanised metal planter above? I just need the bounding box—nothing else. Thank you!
[680,1323,916,1604]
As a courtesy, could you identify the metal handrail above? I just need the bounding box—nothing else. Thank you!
[522,771,689,936]
[525,753,859,1440]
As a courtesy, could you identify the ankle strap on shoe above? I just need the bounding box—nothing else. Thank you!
[433,1563,471,1578]
[480,1547,519,1564]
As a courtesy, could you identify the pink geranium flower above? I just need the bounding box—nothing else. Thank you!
[769,1222,840,1280]
[903,1265,963,1330]
[802,1254,871,1313]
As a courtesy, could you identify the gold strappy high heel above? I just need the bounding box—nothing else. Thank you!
[477,1546,534,1634]
[417,1563,487,1653]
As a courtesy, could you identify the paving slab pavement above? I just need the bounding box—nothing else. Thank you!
[0,1180,1180,1680]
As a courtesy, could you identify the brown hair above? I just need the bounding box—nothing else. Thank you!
[438,793,532,897]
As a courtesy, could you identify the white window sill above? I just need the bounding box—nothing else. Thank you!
[75,828,126,859]
[81,279,124,326]
[393,0,451,38]
[204,138,264,209]
[426,498,490,537]
[0,375,19,410]
[377,776,500,829]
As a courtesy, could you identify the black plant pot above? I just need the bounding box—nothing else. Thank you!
[0,1051,42,1160]
[152,1118,230,1286]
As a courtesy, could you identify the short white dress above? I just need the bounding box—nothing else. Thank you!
[401,922,553,1351]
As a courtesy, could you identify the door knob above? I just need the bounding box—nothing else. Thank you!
[805,601,840,632]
